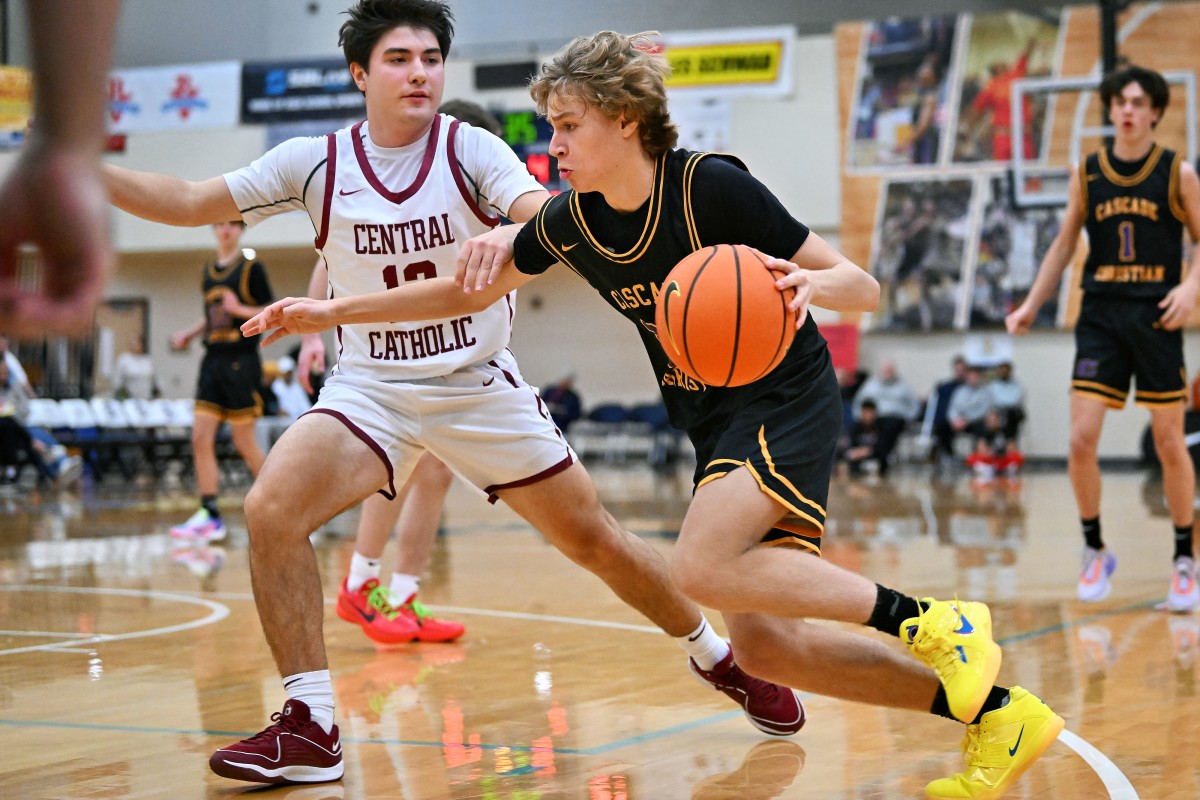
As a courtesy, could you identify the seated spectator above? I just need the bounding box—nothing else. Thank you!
[0,335,35,398]
[836,365,869,434]
[965,408,1025,482]
[256,356,313,452]
[940,365,994,458]
[988,362,1025,441]
[0,360,81,487]
[272,356,313,423]
[112,334,158,400]
[542,374,583,433]
[852,360,921,468]
[841,399,884,476]
[926,355,967,459]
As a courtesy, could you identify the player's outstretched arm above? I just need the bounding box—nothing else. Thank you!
[769,233,880,327]
[1006,165,1085,336]
[103,164,241,227]
[243,267,536,347]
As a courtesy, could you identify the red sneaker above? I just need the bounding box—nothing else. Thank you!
[209,699,343,784]
[335,578,420,644]
[391,592,466,643]
[689,649,806,736]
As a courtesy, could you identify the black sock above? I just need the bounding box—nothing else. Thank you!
[1174,524,1194,561]
[930,685,1009,724]
[866,584,926,638]
[1082,516,1103,551]
[201,495,221,519]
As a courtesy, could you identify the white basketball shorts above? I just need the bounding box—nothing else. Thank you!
[307,349,575,502]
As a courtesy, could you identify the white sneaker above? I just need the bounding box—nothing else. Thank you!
[1166,556,1200,613]
[1077,547,1117,602]
[54,455,83,488]
[169,508,227,541]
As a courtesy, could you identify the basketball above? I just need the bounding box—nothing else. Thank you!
[655,244,796,387]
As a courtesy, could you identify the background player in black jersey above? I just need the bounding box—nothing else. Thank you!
[1008,65,1200,612]
[246,30,1063,799]
[169,220,274,541]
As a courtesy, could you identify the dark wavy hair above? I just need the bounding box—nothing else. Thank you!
[339,0,454,69]
[1099,65,1170,125]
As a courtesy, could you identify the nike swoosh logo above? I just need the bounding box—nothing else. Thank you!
[483,377,495,387]
[353,605,376,623]
[1009,724,1025,756]
[561,242,578,252]
[339,187,365,196]
[660,281,682,355]
[954,608,975,635]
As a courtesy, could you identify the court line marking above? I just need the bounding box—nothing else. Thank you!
[0,585,229,656]
[0,585,1143,796]
[1058,730,1139,800]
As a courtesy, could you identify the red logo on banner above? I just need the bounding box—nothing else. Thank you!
[168,75,201,119]
[108,77,138,123]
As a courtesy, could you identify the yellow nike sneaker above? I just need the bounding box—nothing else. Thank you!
[926,686,1064,799]
[904,598,1001,723]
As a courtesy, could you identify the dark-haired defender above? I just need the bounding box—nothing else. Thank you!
[105,3,805,784]
[1008,65,1200,612]
[246,30,1064,799]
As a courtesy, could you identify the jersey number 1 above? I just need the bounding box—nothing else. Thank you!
[1117,221,1135,262]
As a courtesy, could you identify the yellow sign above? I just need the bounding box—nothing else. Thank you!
[0,65,33,132]
[665,41,785,88]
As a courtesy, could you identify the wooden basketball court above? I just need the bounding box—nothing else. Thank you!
[0,463,1193,798]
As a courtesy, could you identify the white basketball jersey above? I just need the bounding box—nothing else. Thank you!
[314,116,514,381]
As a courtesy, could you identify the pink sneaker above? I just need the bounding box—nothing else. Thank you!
[209,699,343,784]
[689,649,806,736]
[170,507,226,541]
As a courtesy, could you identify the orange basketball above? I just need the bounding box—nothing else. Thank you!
[655,244,796,387]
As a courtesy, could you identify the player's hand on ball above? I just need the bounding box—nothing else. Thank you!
[761,255,812,329]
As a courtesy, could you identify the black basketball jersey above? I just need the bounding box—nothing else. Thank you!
[1080,144,1186,299]
[512,148,819,431]
[202,256,273,353]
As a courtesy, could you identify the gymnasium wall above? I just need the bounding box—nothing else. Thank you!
[4,3,1200,458]
[837,1,1200,459]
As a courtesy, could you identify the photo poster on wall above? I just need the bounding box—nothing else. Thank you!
[954,10,1063,165]
[973,173,1067,330]
[840,8,1073,332]
[868,176,975,333]
[846,15,957,169]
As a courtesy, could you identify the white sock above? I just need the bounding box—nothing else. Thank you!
[676,617,730,670]
[389,572,420,602]
[283,669,335,733]
[347,552,382,592]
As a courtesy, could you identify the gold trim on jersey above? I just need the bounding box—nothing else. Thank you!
[1168,151,1187,222]
[1080,161,1090,218]
[533,194,590,281]
[682,152,710,250]
[568,152,667,263]
[1097,144,1163,187]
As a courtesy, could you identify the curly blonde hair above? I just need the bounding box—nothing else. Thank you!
[529,31,678,158]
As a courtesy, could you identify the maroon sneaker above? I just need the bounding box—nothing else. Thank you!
[209,699,344,784]
[689,650,806,736]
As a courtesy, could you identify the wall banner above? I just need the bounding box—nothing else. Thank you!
[241,58,365,124]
